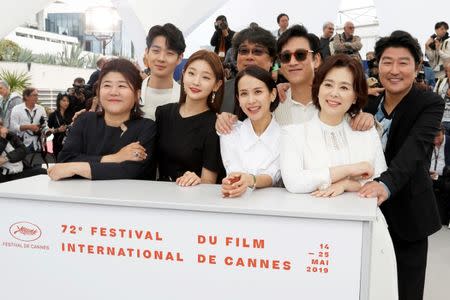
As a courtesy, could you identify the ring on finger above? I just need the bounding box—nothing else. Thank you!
[134,151,139,158]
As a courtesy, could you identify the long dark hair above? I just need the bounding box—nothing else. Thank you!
[96,58,144,120]
[56,93,70,116]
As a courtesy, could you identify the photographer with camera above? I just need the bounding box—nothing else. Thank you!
[210,15,235,60]
[332,21,362,60]
[9,87,51,155]
[67,77,92,119]
[425,21,450,80]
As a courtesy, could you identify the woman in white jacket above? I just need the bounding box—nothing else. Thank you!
[281,54,397,300]
[281,54,386,196]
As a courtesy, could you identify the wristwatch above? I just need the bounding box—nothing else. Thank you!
[248,174,257,190]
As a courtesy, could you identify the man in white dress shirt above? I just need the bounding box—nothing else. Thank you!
[141,23,185,120]
[9,88,50,153]
[275,25,322,126]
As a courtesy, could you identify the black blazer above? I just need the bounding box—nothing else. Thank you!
[59,112,156,180]
[365,86,444,241]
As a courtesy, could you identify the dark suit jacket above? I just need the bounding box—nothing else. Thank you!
[59,112,156,180]
[87,69,100,89]
[365,86,444,241]
[220,78,235,113]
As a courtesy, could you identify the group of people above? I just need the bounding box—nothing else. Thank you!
[1,16,448,300]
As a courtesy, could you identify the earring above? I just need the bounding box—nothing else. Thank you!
[211,92,216,103]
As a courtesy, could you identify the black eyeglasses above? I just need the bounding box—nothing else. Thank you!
[278,49,314,64]
[238,46,269,57]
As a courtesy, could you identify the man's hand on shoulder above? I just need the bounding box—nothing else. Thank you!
[350,112,374,131]
[215,112,237,135]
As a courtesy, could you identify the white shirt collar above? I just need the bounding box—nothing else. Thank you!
[286,89,313,107]
[240,117,280,153]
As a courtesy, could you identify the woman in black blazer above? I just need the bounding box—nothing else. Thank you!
[48,58,156,180]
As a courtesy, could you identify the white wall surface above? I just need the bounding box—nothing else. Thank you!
[0,62,95,90]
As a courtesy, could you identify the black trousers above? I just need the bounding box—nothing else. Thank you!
[390,231,428,300]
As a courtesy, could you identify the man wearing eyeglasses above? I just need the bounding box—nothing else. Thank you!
[275,25,373,129]
[332,21,362,60]
[9,88,50,154]
[219,25,277,115]
[274,25,321,126]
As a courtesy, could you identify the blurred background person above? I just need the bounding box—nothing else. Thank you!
[319,21,335,60]
[47,93,71,159]
[272,13,289,39]
[0,80,22,129]
[210,15,235,60]
[332,21,362,60]
[0,119,46,183]
[425,21,450,80]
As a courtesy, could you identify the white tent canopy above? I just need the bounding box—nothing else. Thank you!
[1,0,449,60]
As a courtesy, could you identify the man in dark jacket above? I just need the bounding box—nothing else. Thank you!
[360,31,444,300]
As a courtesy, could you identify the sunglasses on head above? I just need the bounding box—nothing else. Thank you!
[238,46,269,57]
[278,49,314,64]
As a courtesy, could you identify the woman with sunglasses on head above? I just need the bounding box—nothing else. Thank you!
[48,58,156,180]
[220,66,280,198]
[47,93,71,159]
[155,50,224,186]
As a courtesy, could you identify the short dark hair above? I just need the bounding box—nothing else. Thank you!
[73,77,85,85]
[435,21,449,30]
[277,25,321,54]
[96,58,144,120]
[145,23,186,55]
[179,50,224,114]
[22,87,37,99]
[374,30,423,66]
[277,13,289,24]
[232,26,277,61]
[312,54,368,116]
[216,15,227,22]
[234,65,279,120]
